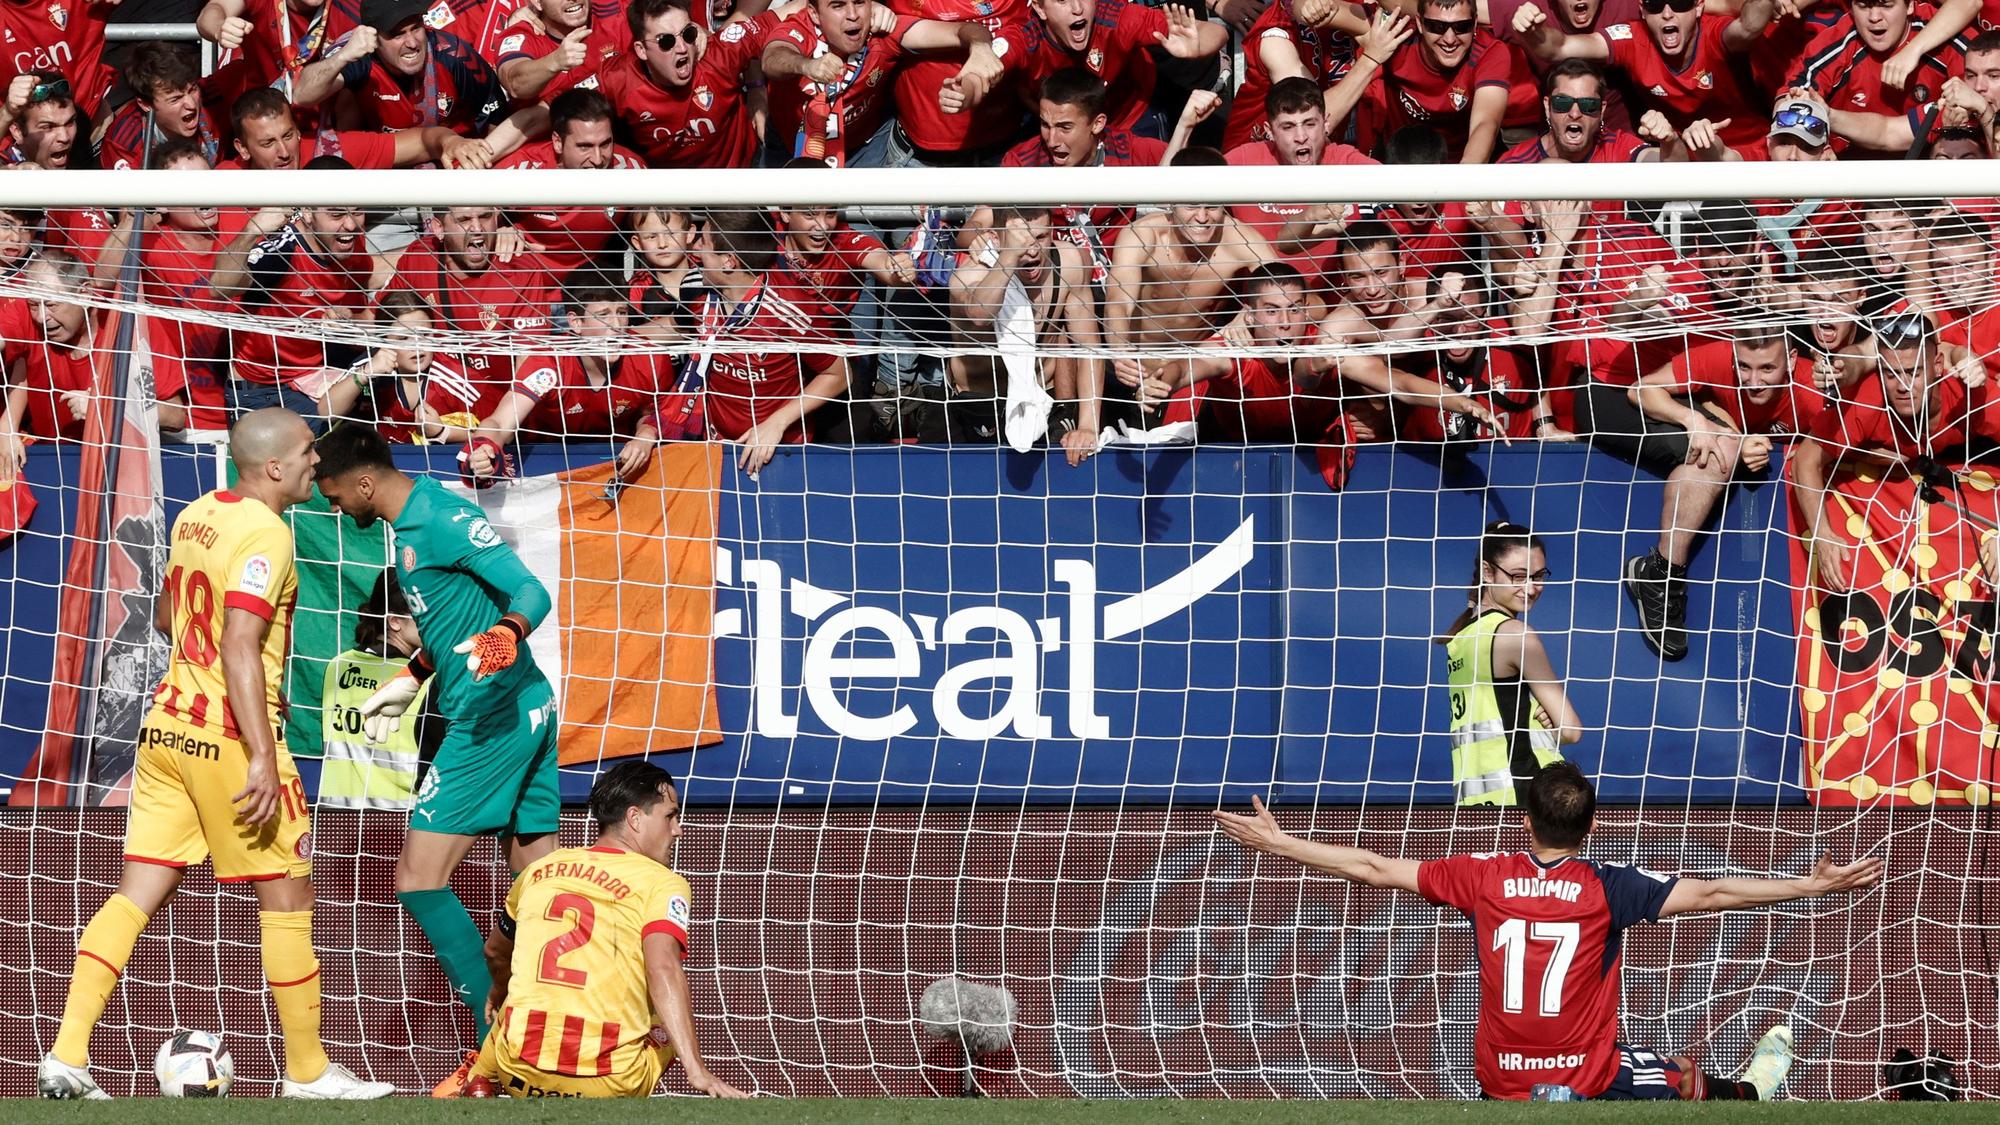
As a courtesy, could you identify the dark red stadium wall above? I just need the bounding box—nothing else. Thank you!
[2,807,1993,1099]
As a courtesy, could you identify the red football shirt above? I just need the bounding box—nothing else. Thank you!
[1599,14,1768,151]
[1364,32,1540,158]
[334,28,507,135]
[1670,339,1826,435]
[11,335,96,440]
[1419,853,1678,1100]
[97,94,224,172]
[1791,9,1960,126]
[778,223,885,321]
[594,23,763,169]
[1498,126,1651,164]
[0,0,115,115]
[766,8,913,164]
[386,235,557,336]
[214,129,400,169]
[419,0,517,59]
[233,225,374,387]
[887,0,1031,153]
[1672,334,1832,430]
[492,138,647,275]
[1224,139,1375,244]
[510,351,670,441]
[493,0,632,101]
[1004,130,1166,273]
[1400,341,1544,441]
[1018,0,1168,134]
[1386,203,1480,280]
[370,353,511,442]
[1225,3,1359,150]
[1809,367,1985,457]
[1560,219,1718,385]
[694,277,842,441]
[136,213,249,428]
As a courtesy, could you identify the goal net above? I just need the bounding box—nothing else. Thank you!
[0,164,1994,1100]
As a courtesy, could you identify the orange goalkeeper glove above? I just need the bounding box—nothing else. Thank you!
[453,615,527,680]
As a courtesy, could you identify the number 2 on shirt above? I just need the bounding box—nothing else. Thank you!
[537,892,597,988]
[1493,918,1579,1016]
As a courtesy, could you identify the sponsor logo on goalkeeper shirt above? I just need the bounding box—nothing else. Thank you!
[1499,1051,1587,1071]
[715,517,1259,741]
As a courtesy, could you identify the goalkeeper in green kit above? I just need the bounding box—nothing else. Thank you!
[313,423,558,1081]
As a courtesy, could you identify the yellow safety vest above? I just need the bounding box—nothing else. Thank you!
[318,649,428,810]
[1445,610,1563,807]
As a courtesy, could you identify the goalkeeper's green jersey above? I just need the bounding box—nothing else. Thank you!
[390,476,552,723]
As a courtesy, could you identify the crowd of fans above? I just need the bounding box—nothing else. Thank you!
[0,0,1997,659]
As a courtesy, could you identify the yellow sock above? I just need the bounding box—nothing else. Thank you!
[260,910,329,1084]
[53,894,150,1067]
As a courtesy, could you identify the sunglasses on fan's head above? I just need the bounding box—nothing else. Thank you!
[1640,0,1700,13]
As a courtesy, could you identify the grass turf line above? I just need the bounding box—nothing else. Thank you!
[8,1101,1992,1123]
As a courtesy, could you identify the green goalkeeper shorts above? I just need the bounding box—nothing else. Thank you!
[410,678,560,839]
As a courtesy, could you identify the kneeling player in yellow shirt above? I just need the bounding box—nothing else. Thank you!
[452,761,748,1098]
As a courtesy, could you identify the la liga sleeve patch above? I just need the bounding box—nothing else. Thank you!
[239,554,273,597]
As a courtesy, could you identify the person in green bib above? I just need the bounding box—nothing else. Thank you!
[320,568,439,811]
[311,423,558,1073]
[1438,521,1582,807]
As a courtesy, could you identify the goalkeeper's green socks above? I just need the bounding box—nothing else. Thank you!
[398,888,493,1043]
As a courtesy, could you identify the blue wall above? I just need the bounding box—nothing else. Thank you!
[0,442,1805,806]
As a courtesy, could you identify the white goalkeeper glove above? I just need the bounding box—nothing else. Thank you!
[359,667,423,744]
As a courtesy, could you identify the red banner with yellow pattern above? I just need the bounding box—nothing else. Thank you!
[1792,461,2000,805]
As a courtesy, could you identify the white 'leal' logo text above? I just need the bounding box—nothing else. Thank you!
[714,517,1257,741]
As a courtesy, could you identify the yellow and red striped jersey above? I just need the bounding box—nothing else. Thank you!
[499,845,694,1078]
[153,489,297,740]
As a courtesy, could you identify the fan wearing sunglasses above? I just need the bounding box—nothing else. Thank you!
[1362,0,1540,163]
[595,0,767,169]
[1791,0,1962,132]
[1513,0,1776,156]
[496,0,635,103]
[1499,57,1660,164]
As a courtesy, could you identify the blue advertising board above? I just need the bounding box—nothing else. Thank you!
[0,442,1805,806]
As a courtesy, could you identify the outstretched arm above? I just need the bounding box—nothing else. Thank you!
[1659,854,1882,917]
[1213,796,1421,891]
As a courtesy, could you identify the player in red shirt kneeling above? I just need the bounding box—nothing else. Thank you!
[1217,761,1880,1101]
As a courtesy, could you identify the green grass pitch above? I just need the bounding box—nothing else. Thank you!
[8,1100,1992,1123]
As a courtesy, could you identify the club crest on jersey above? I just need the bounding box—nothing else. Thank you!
[1695,71,1713,89]
[425,0,453,29]
[695,86,714,109]
[1087,47,1103,70]
[436,93,452,114]
[402,545,418,571]
[46,3,65,30]
[1450,87,1467,110]
[1914,84,1932,102]
[480,306,501,330]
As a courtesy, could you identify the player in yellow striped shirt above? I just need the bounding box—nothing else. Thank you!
[40,409,390,1099]
[456,761,748,1098]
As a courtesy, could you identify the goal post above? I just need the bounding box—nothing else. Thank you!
[0,168,1993,1100]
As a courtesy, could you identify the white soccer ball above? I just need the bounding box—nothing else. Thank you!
[154,1030,234,1097]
